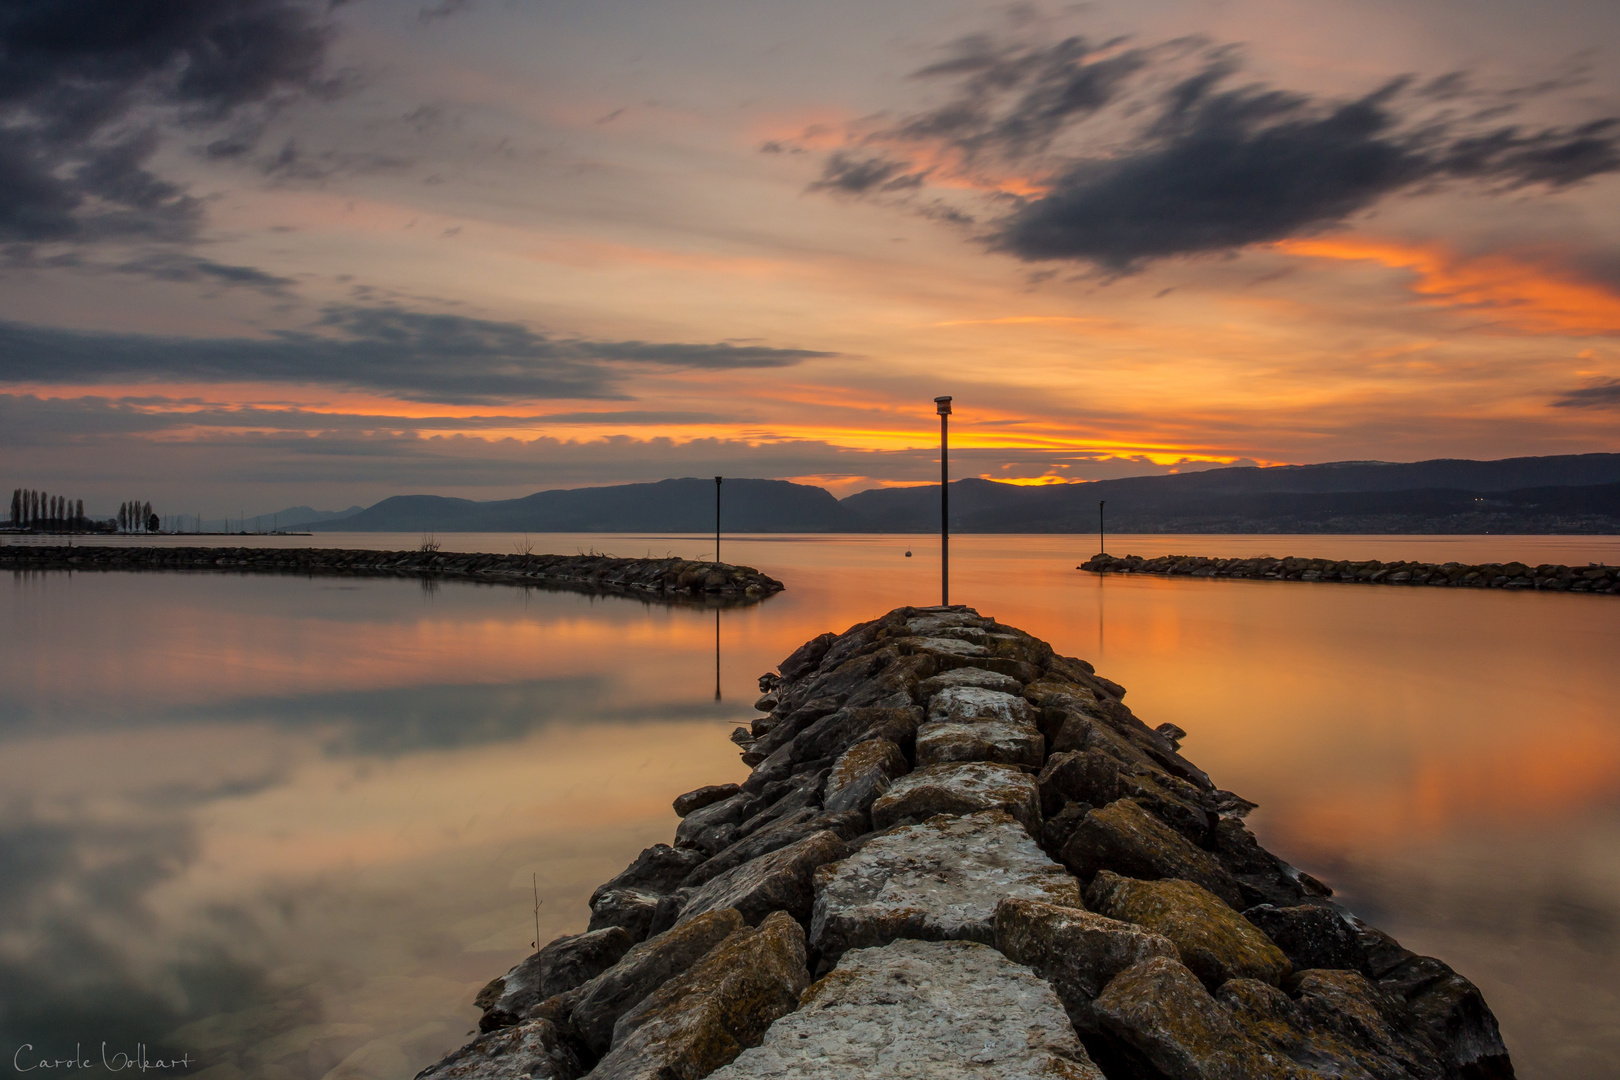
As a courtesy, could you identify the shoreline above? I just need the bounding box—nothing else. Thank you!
[0,545,784,605]
[422,607,1514,1080]
[1082,551,1618,594]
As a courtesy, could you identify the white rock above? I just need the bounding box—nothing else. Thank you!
[809,810,1082,965]
[926,685,1036,726]
[707,939,1104,1080]
[871,761,1042,837]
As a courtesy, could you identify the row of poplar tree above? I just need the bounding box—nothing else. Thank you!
[8,489,159,532]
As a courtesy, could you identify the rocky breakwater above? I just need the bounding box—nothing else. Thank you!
[0,546,783,603]
[1083,551,1618,594]
[424,607,1515,1080]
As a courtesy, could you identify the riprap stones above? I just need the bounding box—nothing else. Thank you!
[424,605,1515,1080]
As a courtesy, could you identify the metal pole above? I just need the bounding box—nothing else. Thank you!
[935,396,952,606]
[714,476,722,564]
[1099,499,1106,555]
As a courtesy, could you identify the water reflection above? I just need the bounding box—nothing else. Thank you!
[3,535,1618,1079]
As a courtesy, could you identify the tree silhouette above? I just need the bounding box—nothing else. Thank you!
[9,489,18,527]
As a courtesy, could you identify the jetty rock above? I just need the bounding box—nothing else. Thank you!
[0,545,784,605]
[422,605,1515,1080]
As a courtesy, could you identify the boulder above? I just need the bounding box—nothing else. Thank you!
[734,769,826,839]
[478,927,636,1031]
[568,908,746,1057]
[585,889,661,942]
[992,896,1179,1034]
[1376,956,1514,1079]
[809,810,1082,967]
[415,1019,583,1080]
[676,829,851,928]
[590,845,706,905]
[674,785,741,818]
[914,716,1044,768]
[1037,750,1121,817]
[1210,816,1316,907]
[589,911,810,1080]
[1041,801,1091,853]
[1086,871,1291,991]
[675,790,764,856]
[1286,970,1445,1080]
[823,766,890,818]
[682,809,865,889]
[1090,957,1305,1080]
[917,666,1024,698]
[871,761,1042,838]
[823,739,908,804]
[789,704,923,767]
[1243,904,1365,972]
[707,938,1104,1080]
[1061,799,1245,909]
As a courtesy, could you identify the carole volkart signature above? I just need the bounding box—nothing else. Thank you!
[11,1043,193,1072]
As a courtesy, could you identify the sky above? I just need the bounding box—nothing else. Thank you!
[4,0,1620,516]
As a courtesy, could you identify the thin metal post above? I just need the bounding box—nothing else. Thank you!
[934,396,952,606]
[714,476,722,564]
[1099,499,1106,555]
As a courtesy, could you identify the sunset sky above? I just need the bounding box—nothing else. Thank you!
[5,0,1620,515]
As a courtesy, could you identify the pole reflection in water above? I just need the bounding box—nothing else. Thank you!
[715,606,722,702]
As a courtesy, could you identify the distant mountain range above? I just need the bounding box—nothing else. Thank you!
[279,454,1620,535]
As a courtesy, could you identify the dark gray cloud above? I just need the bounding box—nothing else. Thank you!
[814,34,1620,271]
[0,306,832,404]
[1553,379,1620,409]
[114,252,297,293]
[0,0,341,244]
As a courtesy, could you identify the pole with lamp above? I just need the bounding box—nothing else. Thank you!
[714,476,722,565]
[1098,499,1106,556]
[934,395,952,606]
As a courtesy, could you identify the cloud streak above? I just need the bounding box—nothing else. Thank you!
[0,307,833,404]
[806,34,1620,271]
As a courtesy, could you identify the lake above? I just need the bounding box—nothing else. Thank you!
[3,532,1618,1079]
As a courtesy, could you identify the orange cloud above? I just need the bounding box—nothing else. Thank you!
[1277,237,1620,337]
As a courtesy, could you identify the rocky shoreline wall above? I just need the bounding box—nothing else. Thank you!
[1082,551,1618,594]
[425,607,1515,1080]
[0,545,783,603]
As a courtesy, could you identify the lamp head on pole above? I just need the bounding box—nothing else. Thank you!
[934,395,953,416]
[715,476,722,485]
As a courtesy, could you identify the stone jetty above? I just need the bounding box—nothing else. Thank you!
[0,545,783,603]
[1083,551,1618,594]
[424,607,1514,1080]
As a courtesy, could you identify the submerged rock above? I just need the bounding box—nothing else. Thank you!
[809,810,1082,967]
[1086,871,1291,991]
[871,760,1042,837]
[708,938,1104,1080]
[588,911,810,1080]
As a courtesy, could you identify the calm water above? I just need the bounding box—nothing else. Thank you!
[3,533,1618,1080]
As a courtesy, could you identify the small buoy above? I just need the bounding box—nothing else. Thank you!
[904,550,912,557]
